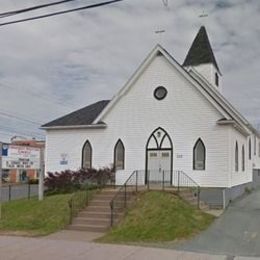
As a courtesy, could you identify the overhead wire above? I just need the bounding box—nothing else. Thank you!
[0,111,42,126]
[0,0,82,18]
[0,83,75,110]
[0,0,123,27]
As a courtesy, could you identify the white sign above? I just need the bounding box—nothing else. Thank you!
[60,153,68,165]
[1,145,40,169]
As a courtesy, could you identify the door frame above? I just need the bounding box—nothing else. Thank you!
[145,127,173,184]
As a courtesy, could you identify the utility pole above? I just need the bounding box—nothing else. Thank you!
[38,147,44,201]
[0,142,2,219]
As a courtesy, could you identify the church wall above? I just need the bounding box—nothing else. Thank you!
[252,135,260,169]
[228,127,253,187]
[45,55,248,188]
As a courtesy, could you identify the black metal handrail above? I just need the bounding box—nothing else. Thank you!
[68,174,112,224]
[110,170,142,226]
[110,169,201,226]
[173,170,200,209]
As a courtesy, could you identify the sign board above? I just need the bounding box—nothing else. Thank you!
[1,144,40,170]
[60,153,68,165]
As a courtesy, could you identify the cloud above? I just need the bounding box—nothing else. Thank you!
[0,0,260,141]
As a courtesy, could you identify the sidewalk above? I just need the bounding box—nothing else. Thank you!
[0,235,228,260]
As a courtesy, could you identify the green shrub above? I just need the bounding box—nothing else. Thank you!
[44,167,114,195]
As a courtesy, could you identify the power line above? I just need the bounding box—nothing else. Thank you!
[0,83,74,110]
[0,111,41,126]
[0,0,81,18]
[0,126,44,138]
[0,0,123,27]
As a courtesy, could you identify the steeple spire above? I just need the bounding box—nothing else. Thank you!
[183,26,220,72]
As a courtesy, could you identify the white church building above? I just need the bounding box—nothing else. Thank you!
[42,27,260,208]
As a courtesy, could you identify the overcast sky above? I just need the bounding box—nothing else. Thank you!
[0,0,259,142]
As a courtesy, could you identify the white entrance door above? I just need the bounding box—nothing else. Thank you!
[147,150,171,183]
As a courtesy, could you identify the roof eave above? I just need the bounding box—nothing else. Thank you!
[41,123,107,130]
[217,119,251,137]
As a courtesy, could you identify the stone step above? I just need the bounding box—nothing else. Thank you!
[180,193,196,199]
[100,189,118,195]
[86,205,110,212]
[67,224,108,232]
[94,194,117,200]
[89,200,111,207]
[78,211,111,218]
[72,217,109,226]
[181,195,198,202]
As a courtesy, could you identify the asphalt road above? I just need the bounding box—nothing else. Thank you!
[175,188,260,257]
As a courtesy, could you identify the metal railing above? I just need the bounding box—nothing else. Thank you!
[146,170,172,190]
[110,169,201,226]
[1,183,38,202]
[68,184,95,224]
[173,170,201,209]
[110,170,145,226]
[68,174,113,224]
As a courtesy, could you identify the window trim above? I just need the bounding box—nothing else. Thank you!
[114,139,125,170]
[235,141,239,172]
[81,140,92,169]
[154,86,168,100]
[193,138,206,171]
[242,145,245,172]
[215,72,219,87]
[249,138,252,160]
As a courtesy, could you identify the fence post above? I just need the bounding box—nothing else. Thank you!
[28,182,31,200]
[110,201,114,227]
[177,171,180,193]
[147,170,150,191]
[162,170,165,191]
[68,199,73,224]
[197,186,201,209]
[9,185,11,201]
[136,171,138,193]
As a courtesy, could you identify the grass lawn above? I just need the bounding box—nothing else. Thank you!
[99,191,215,243]
[0,194,72,236]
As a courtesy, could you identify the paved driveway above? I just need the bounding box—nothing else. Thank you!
[175,189,260,257]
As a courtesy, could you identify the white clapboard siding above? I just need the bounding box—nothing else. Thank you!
[45,54,234,188]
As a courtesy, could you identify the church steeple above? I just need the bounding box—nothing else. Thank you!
[183,26,222,91]
[183,26,219,71]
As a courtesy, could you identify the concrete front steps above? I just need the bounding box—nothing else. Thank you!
[67,189,119,233]
[179,189,209,211]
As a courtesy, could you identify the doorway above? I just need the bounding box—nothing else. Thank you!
[146,127,173,184]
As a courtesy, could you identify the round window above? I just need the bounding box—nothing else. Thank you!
[154,86,167,100]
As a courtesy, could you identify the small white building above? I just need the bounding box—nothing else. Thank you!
[42,27,260,208]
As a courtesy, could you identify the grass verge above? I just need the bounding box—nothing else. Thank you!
[0,193,73,236]
[99,191,215,243]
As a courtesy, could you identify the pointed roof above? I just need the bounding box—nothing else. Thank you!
[183,26,220,72]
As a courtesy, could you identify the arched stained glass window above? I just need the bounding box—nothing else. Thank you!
[235,142,239,172]
[249,138,252,160]
[193,139,206,170]
[242,145,245,172]
[82,140,92,169]
[114,139,125,170]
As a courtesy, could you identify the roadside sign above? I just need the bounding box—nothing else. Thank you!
[1,144,40,170]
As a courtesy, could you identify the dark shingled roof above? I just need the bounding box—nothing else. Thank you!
[42,100,110,127]
[183,26,220,72]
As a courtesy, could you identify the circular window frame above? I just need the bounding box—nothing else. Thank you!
[154,86,168,100]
